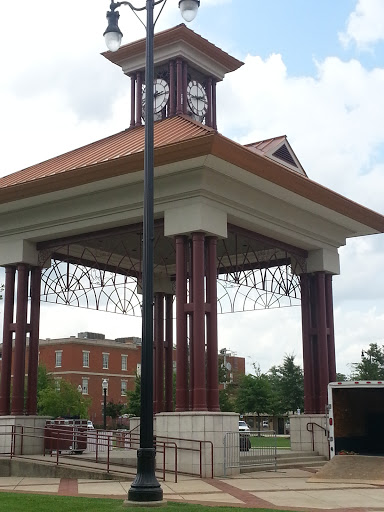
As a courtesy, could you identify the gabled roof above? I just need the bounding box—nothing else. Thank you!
[246,136,307,177]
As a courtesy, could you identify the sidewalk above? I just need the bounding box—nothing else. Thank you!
[0,467,383,509]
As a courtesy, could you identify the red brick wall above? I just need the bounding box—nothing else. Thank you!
[35,340,142,425]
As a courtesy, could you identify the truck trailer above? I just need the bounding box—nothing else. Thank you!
[328,381,384,458]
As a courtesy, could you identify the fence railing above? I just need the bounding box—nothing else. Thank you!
[0,423,213,481]
[224,430,277,476]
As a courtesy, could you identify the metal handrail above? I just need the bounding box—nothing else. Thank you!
[306,421,328,452]
[6,424,180,481]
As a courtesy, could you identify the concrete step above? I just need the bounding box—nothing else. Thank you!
[276,450,321,459]
[240,450,328,473]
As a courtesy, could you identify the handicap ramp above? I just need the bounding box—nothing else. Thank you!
[308,455,384,485]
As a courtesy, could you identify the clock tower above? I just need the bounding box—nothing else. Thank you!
[102,24,243,128]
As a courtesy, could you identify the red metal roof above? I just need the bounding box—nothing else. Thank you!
[245,136,286,153]
[1,115,384,233]
[0,116,213,190]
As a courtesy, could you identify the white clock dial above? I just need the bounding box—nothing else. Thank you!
[187,80,208,116]
[153,78,170,113]
[141,78,170,120]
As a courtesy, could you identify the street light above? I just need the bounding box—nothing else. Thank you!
[103,0,199,503]
[77,384,82,393]
[102,379,108,430]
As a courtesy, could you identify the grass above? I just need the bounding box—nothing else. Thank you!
[250,436,290,449]
[0,494,297,512]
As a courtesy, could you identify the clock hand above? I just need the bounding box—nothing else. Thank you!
[191,94,206,101]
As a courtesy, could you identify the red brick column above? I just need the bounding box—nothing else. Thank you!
[175,236,189,411]
[326,274,337,383]
[0,267,16,415]
[301,271,337,414]
[300,273,316,414]
[316,272,329,413]
[154,292,164,413]
[164,294,174,412]
[191,233,207,411]
[206,237,220,411]
[11,265,29,415]
[26,267,41,416]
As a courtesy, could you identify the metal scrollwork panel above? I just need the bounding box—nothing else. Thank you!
[41,259,142,315]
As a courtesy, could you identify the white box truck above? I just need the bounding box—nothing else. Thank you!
[328,380,384,458]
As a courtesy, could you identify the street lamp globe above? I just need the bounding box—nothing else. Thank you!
[179,0,200,22]
[77,384,82,393]
[102,379,108,391]
[103,10,123,52]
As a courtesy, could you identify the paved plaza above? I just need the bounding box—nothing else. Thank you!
[0,467,383,510]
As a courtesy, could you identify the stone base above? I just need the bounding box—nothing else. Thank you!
[0,416,51,455]
[290,413,329,458]
[155,411,239,477]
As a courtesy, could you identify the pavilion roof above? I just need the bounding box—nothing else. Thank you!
[1,115,384,234]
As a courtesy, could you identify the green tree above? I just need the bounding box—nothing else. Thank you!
[219,382,237,412]
[268,354,304,414]
[126,374,141,417]
[336,372,348,382]
[351,343,384,379]
[236,369,271,429]
[105,400,124,428]
[38,379,91,418]
[37,364,54,396]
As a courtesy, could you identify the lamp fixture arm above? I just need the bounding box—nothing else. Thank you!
[110,0,166,13]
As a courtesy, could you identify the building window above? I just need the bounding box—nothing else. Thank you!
[55,350,62,368]
[54,378,61,390]
[136,363,141,376]
[82,351,90,368]
[121,355,127,371]
[102,353,109,369]
[82,378,89,395]
[121,380,127,395]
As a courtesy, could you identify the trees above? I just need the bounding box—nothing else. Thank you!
[351,343,384,380]
[268,354,304,414]
[38,379,91,418]
[236,371,272,428]
[105,401,125,428]
[126,374,141,417]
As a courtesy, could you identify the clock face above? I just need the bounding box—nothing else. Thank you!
[142,78,170,120]
[187,80,208,117]
[153,78,170,113]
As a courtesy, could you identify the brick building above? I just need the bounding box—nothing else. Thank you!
[0,332,245,425]
[36,332,142,425]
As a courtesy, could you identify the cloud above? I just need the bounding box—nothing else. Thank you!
[339,0,384,48]
[217,52,384,212]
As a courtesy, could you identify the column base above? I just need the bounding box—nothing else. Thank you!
[0,415,51,455]
[289,413,329,459]
[155,411,239,477]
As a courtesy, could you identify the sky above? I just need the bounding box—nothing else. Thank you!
[1,0,384,377]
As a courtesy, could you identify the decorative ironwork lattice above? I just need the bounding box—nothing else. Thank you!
[39,224,306,316]
[41,259,143,315]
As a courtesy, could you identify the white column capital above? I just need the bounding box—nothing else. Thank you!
[0,240,39,266]
[306,248,340,275]
[164,202,227,238]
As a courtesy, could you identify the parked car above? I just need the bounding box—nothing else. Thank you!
[262,420,269,428]
[87,420,94,429]
[238,420,250,433]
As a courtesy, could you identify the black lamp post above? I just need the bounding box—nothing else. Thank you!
[103,0,199,503]
[102,379,108,430]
